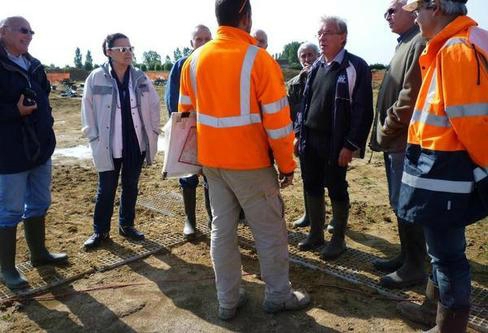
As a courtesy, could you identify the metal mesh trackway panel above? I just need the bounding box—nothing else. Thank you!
[0,190,210,304]
[1,189,486,333]
[237,225,487,333]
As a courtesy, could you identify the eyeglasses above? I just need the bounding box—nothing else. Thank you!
[7,26,35,35]
[317,30,342,38]
[384,8,397,19]
[108,46,134,53]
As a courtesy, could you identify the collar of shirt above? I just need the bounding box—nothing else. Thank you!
[397,25,420,44]
[6,49,30,71]
[320,48,345,68]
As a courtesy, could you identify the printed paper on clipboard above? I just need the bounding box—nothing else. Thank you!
[178,126,199,166]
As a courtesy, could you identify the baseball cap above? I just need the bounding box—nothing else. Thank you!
[403,0,467,12]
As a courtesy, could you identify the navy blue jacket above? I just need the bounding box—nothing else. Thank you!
[0,45,55,174]
[164,56,187,116]
[296,50,373,164]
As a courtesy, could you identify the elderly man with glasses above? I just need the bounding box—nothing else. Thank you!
[0,16,68,289]
[396,1,488,332]
[295,16,373,260]
[369,0,427,290]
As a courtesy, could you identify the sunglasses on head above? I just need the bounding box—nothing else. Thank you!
[8,26,35,35]
[108,46,134,53]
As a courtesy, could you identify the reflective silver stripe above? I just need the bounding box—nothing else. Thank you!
[411,110,451,127]
[445,104,488,118]
[262,96,289,114]
[474,167,488,182]
[266,123,293,140]
[189,48,203,99]
[443,38,467,48]
[179,94,192,105]
[240,46,259,116]
[92,85,112,95]
[197,113,261,128]
[424,68,437,108]
[402,172,474,194]
[411,69,451,127]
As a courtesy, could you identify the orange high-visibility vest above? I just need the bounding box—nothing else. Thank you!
[408,16,488,169]
[398,16,488,226]
[178,26,296,174]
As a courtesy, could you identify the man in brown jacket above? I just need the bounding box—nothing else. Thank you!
[369,0,427,289]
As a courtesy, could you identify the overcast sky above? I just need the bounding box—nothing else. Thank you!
[3,0,488,67]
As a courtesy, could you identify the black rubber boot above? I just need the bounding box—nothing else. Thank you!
[379,223,426,289]
[0,226,28,289]
[204,185,213,230]
[424,303,470,333]
[182,187,197,240]
[297,193,325,251]
[24,216,68,267]
[293,187,310,228]
[397,277,438,327]
[320,200,349,260]
[373,219,407,273]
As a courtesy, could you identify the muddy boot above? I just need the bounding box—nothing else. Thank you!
[397,277,438,327]
[379,223,426,289]
[320,200,348,260]
[204,185,213,230]
[297,193,325,251]
[182,187,197,240]
[373,219,407,273]
[24,216,68,267]
[424,303,470,333]
[293,188,310,228]
[0,226,28,290]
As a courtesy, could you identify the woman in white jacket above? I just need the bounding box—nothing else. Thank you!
[81,33,160,249]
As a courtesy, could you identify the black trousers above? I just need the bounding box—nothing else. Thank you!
[299,129,349,201]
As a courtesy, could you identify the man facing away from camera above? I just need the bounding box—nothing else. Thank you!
[178,0,310,321]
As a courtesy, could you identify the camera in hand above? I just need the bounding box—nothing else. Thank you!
[22,88,37,106]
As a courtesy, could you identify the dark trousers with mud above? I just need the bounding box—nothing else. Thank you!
[299,130,349,259]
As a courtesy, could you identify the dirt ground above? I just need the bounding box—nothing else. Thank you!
[0,88,486,333]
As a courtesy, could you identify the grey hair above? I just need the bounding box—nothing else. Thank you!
[437,0,467,16]
[0,16,26,29]
[320,16,348,35]
[297,42,320,58]
[319,15,348,46]
[192,24,211,38]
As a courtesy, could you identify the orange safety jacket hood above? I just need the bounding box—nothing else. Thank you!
[178,26,296,174]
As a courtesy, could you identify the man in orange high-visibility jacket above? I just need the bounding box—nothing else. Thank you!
[178,0,310,321]
[398,1,488,331]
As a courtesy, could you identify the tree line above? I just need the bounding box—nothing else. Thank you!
[45,43,386,73]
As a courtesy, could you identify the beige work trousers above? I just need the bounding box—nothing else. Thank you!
[203,166,292,309]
